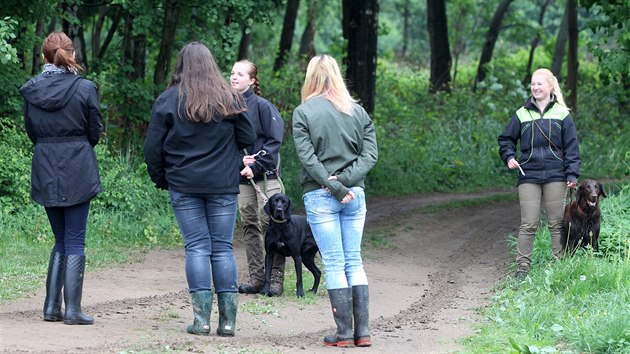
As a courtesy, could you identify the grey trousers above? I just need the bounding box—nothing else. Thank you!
[516,182,567,269]
[238,179,285,283]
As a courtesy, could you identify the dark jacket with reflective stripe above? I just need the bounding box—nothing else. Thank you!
[498,97,580,185]
[20,72,103,207]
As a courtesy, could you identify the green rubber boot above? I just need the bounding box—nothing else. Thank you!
[216,292,238,336]
[187,290,212,335]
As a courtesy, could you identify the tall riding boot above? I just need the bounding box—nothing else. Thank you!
[323,287,354,347]
[63,255,94,325]
[43,252,65,321]
[216,292,238,336]
[187,290,213,335]
[352,285,372,347]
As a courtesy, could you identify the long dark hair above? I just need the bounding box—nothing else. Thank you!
[170,42,246,123]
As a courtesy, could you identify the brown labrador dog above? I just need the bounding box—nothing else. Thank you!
[261,193,321,297]
[561,179,606,254]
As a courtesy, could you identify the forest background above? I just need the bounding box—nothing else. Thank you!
[0,0,629,353]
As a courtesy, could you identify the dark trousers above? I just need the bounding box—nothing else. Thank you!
[45,201,91,255]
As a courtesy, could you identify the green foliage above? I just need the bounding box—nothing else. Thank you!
[0,17,18,65]
[464,184,630,353]
[0,118,33,213]
[581,0,630,78]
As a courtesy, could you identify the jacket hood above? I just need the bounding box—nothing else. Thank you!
[20,73,82,112]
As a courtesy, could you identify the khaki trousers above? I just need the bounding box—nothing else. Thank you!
[238,179,285,283]
[516,182,567,270]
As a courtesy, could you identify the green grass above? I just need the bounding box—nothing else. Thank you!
[462,184,630,354]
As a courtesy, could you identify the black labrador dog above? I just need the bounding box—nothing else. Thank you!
[261,193,321,297]
[561,179,606,254]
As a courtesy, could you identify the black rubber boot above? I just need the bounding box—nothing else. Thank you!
[63,255,94,325]
[187,290,212,335]
[43,252,65,322]
[216,292,238,336]
[352,285,372,347]
[323,287,354,347]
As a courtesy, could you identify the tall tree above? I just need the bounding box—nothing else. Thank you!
[566,0,578,112]
[273,0,300,71]
[473,0,514,90]
[427,0,451,93]
[153,0,179,89]
[238,25,253,60]
[551,1,569,78]
[298,0,317,62]
[523,0,552,84]
[343,0,379,115]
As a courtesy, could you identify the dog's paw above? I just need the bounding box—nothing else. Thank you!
[296,290,305,297]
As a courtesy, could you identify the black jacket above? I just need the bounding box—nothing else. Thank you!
[20,72,103,207]
[238,88,284,183]
[144,86,256,194]
[498,97,580,185]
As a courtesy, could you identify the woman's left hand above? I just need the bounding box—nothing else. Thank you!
[567,180,577,189]
[240,166,254,179]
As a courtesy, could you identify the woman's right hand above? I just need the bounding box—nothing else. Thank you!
[507,158,520,170]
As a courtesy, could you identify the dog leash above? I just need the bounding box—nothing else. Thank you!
[563,186,576,253]
[244,149,285,204]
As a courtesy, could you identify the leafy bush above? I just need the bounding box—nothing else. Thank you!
[0,118,33,213]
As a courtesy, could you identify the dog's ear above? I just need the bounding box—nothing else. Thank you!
[575,185,583,203]
[263,197,272,216]
[599,183,607,198]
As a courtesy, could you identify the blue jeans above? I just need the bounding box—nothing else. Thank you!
[169,190,239,294]
[303,187,368,290]
[45,201,91,255]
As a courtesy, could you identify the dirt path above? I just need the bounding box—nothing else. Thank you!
[0,189,519,353]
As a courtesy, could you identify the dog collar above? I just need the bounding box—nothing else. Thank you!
[270,216,288,224]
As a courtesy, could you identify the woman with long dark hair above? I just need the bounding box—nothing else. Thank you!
[144,42,256,336]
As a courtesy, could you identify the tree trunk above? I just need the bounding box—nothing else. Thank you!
[523,0,551,84]
[401,0,410,57]
[427,0,451,93]
[131,34,147,80]
[31,16,45,75]
[62,3,87,70]
[342,0,379,115]
[238,25,253,60]
[298,0,317,61]
[273,0,300,71]
[153,0,180,89]
[551,1,569,79]
[473,0,514,90]
[566,0,578,113]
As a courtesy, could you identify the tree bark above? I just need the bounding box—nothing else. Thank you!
[473,0,514,90]
[401,0,410,57]
[298,0,317,61]
[427,0,451,93]
[523,0,551,85]
[551,0,569,78]
[566,0,578,113]
[31,16,45,75]
[238,25,253,60]
[342,0,379,115]
[273,0,300,71]
[153,0,180,88]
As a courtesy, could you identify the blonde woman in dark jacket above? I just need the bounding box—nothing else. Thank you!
[293,55,378,347]
[144,42,255,336]
[498,68,580,279]
[20,32,103,325]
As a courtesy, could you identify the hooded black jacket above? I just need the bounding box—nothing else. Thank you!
[144,86,256,194]
[20,72,103,207]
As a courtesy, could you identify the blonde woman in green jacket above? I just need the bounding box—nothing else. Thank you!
[292,55,378,347]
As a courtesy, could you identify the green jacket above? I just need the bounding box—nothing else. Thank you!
[292,96,378,201]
